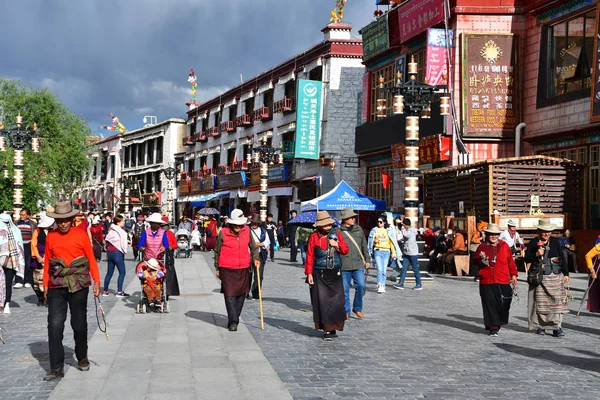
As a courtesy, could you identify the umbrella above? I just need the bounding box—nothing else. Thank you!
[198,207,219,216]
[287,211,340,226]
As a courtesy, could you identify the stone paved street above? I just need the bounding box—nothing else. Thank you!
[199,248,600,400]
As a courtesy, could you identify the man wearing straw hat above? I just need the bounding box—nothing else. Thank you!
[214,209,260,331]
[524,218,570,337]
[43,202,101,380]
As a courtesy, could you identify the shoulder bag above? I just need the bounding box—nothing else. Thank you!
[342,230,367,267]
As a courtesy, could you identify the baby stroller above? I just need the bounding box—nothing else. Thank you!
[175,229,192,258]
[135,258,169,314]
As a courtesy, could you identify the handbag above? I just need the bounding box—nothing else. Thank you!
[527,263,544,286]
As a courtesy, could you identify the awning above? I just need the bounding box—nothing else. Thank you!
[230,189,248,198]
[268,187,293,197]
[278,72,295,85]
[247,190,260,203]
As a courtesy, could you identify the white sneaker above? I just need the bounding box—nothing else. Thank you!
[3,304,10,314]
[13,283,23,289]
[377,284,385,294]
[24,283,32,288]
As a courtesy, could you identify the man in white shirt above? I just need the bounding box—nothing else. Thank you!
[248,214,270,300]
[499,219,524,254]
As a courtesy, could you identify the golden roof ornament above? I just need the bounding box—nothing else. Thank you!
[330,0,347,24]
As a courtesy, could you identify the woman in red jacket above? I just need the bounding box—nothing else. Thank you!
[214,209,260,331]
[474,223,518,337]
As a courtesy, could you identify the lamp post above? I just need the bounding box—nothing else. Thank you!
[119,174,136,215]
[378,55,450,222]
[162,163,180,223]
[250,136,283,222]
[0,112,40,220]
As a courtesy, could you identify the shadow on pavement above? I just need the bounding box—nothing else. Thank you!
[28,341,74,370]
[120,291,142,309]
[262,297,312,312]
[408,315,483,335]
[446,313,530,333]
[262,316,321,338]
[23,294,39,305]
[494,343,600,375]
[185,310,228,329]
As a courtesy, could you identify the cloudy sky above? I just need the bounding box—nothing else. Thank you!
[0,1,379,136]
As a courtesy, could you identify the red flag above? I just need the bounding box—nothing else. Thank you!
[74,198,82,205]
[382,172,391,190]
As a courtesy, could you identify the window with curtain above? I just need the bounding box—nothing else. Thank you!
[366,165,393,208]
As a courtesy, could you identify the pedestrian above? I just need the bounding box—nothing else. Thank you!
[0,213,25,314]
[30,214,55,306]
[102,213,112,236]
[102,215,129,297]
[265,214,277,262]
[368,214,401,293]
[161,220,180,299]
[470,221,487,282]
[73,210,92,241]
[287,210,298,262]
[559,229,579,273]
[43,202,101,380]
[178,214,193,232]
[584,240,600,313]
[295,225,314,266]
[394,218,423,290]
[205,215,218,251]
[524,219,569,337]
[473,223,518,336]
[248,214,269,300]
[0,265,5,313]
[214,209,260,331]
[15,208,37,289]
[305,211,349,341]
[339,208,371,319]
[137,213,170,261]
[131,215,146,261]
[443,228,468,275]
[90,216,105,261]
[277,220,286,248]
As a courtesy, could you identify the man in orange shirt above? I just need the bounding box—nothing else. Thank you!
[443,228,468,275]
[43,202,101,381]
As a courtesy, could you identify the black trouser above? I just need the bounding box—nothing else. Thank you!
[251,256,266,299]
[289,234,297,261]
[47,287,89,370]
[224,295,245,326]
[3,267,16,305]
[267,232,275,260]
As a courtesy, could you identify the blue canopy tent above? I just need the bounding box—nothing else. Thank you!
[300,180,386,212]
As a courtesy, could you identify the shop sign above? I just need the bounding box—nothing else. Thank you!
[591,6,600,122]
[189,179,201,194]
[216,172,247,190]
[249,168,260,187]
[461,33,519,139]
[398,0,443,42]
[200,176,215,194]
[360,14,389,61]
[295,80,323,160]
[426,29,453,86]
[391,143,406,168]
[179,180,190,196]
[392,135,450,167]
[269,164,288,183]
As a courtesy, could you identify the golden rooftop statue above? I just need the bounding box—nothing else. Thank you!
[330,0,347,24]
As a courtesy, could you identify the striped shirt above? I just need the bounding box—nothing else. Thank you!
[18,220,35,244]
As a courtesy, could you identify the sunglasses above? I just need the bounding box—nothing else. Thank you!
[377,220,384,224]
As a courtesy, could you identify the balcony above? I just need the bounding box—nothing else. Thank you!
[142,193,160,207]
[273,97,295,114]
[253,105,271,122]
[236,114,253,127]
[209,126,220,137]
[180,171,188,180]
[232,160,248,171]
[199,168,214,177]
[192,132,204,142]
[217,165,231,175]
[182,136,193,146]
[219,121,235,133]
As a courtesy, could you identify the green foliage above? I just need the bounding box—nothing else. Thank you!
[0,78,92,212]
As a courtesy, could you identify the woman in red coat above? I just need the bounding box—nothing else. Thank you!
[205,216,218,251]
[473,223,518,337]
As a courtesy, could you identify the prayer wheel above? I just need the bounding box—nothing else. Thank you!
[406,116,419,141]
[405,146,419,171]
[405,177,419,201]
[393,95,404,115]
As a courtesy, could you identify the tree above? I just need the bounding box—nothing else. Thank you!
[0,78,92,212]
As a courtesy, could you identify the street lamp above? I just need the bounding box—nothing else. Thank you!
[162,162,180,223]
[251,135,283,222]
[378,55,450,222]
[119,174,136,215]
[0,112,40,220]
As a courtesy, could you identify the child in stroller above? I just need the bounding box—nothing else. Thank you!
[136,258,168,313]
[175,229,192,258]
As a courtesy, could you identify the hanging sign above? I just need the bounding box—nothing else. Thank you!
[360,14,389,61]
[295,80,323,160]
[426,29,453,86]
[398,0,444,42]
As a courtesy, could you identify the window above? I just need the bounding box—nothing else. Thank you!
[212,152,220,170]
[229,105,236,121]
[284,79,296,99]
[137,143,145,166]
[227,148,236,165]
[200,156,207,170]
[201,117,208,132]
[370,63,394,122]
[366,165,393,207]
[213,111,221,128]
[156,137,163,163]
[309,66,323,81]
[110,155,115,179]
[263,89,274,111]
[124,146,130,168]
[130,144,137,167]
[188,159,194,174]
[147,140,154,164]
[538,10,595,106]
[592,145,599,204]
[244,98,254,115]
[189,120,196,137]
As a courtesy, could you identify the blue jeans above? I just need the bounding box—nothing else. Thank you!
[298,241,307,265]
[342,269,366,314]
[399,255,422,287]
[374,249,391,285]
[104,250,126,292]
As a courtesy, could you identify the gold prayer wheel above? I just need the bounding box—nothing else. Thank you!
[13,169,23,186]
[259,195,268,208]
[0,137,6,152]
[440,96,450,115]
[421,103,431,119]
[167,180,173,189]
[13,188,23,205]
[260,163,268,175]
[253,153,260,163]
[405,146,419,171]
[31,137,39,153]
[260,209,267,222]
[376,98,387,119]
[246,153,252,164]
[406,116,419,141]
[408,55,418,77]
[405,207,418,221]
[393,95,404,115]
[405,177,419,201]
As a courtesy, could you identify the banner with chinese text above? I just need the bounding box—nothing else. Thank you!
[461,34,519,138]
[398,0,444,42]
[360,14,389,61]
[426,29,453,86]
[295,79,323,160]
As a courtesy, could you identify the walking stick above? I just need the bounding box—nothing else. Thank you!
[255,261,265,330]
[576,260,600,318]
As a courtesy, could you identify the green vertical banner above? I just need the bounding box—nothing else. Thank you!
[294,79,323,160]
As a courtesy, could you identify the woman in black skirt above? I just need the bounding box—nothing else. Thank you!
[305,211,349,341]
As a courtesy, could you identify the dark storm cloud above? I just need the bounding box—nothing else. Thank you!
[0,1,375,132]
